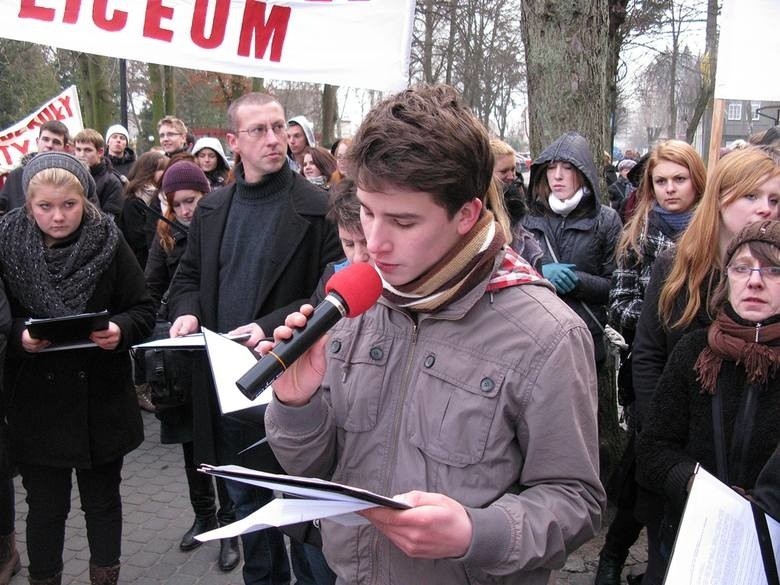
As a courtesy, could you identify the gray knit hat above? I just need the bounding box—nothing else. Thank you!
[22,151,97,204]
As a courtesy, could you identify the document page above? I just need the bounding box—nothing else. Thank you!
[665,467,779,585]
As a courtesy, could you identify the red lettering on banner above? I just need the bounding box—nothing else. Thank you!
[19,0,85,24]
[0,128,27,143]
[63,0,81,24]
[93,0,127,31]
[58,96,73,118]
[238,2,291,63]
[11,141,30,155]
[144,0,175,41]
[0,147,13,166]
[192,0,229,49]
[18,0,55,21]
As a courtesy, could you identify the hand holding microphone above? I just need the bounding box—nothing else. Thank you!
[238,262,383,404]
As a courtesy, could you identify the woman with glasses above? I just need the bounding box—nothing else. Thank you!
[636,220,780,583]
[632,146,780,584]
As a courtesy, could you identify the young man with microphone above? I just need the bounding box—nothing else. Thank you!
[262,85,605,585]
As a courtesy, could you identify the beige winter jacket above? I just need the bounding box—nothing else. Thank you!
[266,259,605,585]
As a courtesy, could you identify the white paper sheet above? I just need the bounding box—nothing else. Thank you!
[665,467,780,585]
[195,499,372,542]
[132,331,250,349]
[201,328,273,415]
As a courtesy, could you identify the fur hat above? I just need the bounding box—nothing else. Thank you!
[287,115,316,147]
[105,124,129,141]
[22,151,97,204]
[192,137,230,169]
[725,220,780,266]
[161,160,210,195]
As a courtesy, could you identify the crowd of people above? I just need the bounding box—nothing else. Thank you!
[0,84,777,585]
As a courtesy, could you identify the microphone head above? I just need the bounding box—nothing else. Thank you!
[325,262,383,318]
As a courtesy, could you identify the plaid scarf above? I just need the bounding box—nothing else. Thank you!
[381,212,543,312]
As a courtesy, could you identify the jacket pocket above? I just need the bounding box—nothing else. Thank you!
[407,350,505,467]
[326,332,391,432]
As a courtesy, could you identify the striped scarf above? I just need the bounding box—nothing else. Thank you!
[381,212,543,312]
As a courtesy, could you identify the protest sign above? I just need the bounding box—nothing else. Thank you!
[0,85,83,174]
[715,0,780,101]
[0,1,415,92]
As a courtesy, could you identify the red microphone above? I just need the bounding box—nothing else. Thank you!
[235,263,382,400]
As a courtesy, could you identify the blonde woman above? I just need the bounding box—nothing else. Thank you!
[0,152,154,585]
[610,140,706,332]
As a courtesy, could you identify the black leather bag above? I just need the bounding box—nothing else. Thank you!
[132,320,195,410]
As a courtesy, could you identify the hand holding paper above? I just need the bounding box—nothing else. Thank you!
[360,491,473,559]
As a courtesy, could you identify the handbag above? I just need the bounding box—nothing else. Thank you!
[132,320,195,410]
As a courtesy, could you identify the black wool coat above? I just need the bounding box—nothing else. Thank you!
[636,328,780,524]
[5,237,155,469]
[167,169,342,470]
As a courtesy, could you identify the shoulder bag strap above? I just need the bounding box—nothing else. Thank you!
[711,387,729,484]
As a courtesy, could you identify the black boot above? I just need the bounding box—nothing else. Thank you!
[180,468,217,551]
[594,550,626,585]
[218,535,240,572]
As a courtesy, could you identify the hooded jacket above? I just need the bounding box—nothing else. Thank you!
[107,146,136,179]
[522,132,622,361]
[267,253,605,585]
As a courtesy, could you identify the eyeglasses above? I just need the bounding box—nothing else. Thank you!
[727,264,780,281]
[234,122,287,139]
[159,132,181,139]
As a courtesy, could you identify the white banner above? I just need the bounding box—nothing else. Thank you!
[0,85,83,174]
[715,0,780,101]
[0,1,415,93]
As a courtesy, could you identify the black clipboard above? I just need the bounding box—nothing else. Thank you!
[26,310,110,343]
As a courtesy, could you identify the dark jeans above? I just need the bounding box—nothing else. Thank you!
[294,542,337,585]
[0,478,13,536]
[19,458,123,580]
[218,415,290,585]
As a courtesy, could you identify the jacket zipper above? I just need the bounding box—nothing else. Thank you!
[756,322,762,342]
[370,313,418,585]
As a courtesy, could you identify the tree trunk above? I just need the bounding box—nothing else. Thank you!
[252,77,265,92]
[520,0,609,174]
[321,84,338,146]
[76,53,115,131]
[422,0,435,83]
[149,64,165,128]
[606,0,628,156]
[163,65,176,115]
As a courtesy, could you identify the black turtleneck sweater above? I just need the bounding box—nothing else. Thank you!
[217,163,289,331]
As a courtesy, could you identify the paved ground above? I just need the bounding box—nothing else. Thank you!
[8,411,647,584]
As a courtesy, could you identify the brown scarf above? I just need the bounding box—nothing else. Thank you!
[694,308,780,394]
[380,211,506,312]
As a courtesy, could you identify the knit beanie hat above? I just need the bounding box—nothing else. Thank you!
[725,220,780,266]
[288,115,316,147]
[22,151,97,204]
[105,124,129,141]
[162,160,210,195]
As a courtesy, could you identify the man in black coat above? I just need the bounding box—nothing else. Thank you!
[167,92,342,585]
[105,124,136,180]
[74,129,124,218]
[0,120,70,213]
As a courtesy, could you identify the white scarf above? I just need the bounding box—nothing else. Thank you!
[548,187,587,216]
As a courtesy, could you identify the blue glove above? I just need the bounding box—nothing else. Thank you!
[542,263,579,294]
